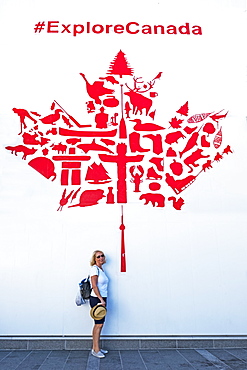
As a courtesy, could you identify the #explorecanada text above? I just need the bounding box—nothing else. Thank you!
[34,21,202,36]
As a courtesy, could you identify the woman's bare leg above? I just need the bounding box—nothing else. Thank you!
[92,323,103,352]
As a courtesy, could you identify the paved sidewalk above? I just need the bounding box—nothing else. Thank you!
[1,348,247,369]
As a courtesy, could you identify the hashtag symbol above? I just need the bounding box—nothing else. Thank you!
[34,22,45,33]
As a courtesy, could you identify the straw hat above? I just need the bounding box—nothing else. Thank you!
[90,304,107,320]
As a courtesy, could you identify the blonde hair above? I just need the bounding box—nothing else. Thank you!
[90,250,105,266]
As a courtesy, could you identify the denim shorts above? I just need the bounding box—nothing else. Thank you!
[89,296,107,324]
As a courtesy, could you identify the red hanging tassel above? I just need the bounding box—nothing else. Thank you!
[120,205,126,272]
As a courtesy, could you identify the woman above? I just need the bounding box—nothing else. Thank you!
[90,250,109,359]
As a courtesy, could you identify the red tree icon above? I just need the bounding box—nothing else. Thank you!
[107,50,134,78]
[177,101,189,116]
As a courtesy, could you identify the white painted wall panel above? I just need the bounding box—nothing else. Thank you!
[0,0,246,336]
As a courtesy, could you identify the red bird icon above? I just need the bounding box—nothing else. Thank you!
[152,72,162,81]
[40,109,63,125]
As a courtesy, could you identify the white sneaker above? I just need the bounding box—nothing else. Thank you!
[91,350,105,358]
[100,349,108,354]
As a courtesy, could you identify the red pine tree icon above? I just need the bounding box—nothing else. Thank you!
[177,101,189,116]
[107,50,134,78]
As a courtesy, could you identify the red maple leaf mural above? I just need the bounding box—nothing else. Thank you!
[5,50,232,213]
[5,51,233,272]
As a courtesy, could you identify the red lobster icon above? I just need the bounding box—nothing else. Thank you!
[130,165,144,192]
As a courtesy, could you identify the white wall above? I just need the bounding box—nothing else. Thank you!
[0,0,247,336]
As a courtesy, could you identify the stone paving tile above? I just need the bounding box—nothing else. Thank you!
[120,350,146,370]
[99,350,122,370]
[63,351,89,370]
[0,351,11,361]
[15,350,51,369]
[86,353,100,370]
[158,349,195,369]
[179,349,218,369]
[208,349,247,370]
[39,350,70,369]
[139,350,173,370]
[0,350,31,370]
[226,349,247,363]
[196,349,232,370]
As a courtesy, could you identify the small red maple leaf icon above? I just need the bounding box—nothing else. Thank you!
[169,117,184,129]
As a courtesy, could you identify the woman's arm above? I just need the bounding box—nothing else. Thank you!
[91,275,106,305]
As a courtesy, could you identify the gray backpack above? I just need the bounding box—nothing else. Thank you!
[79,276,92,300]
